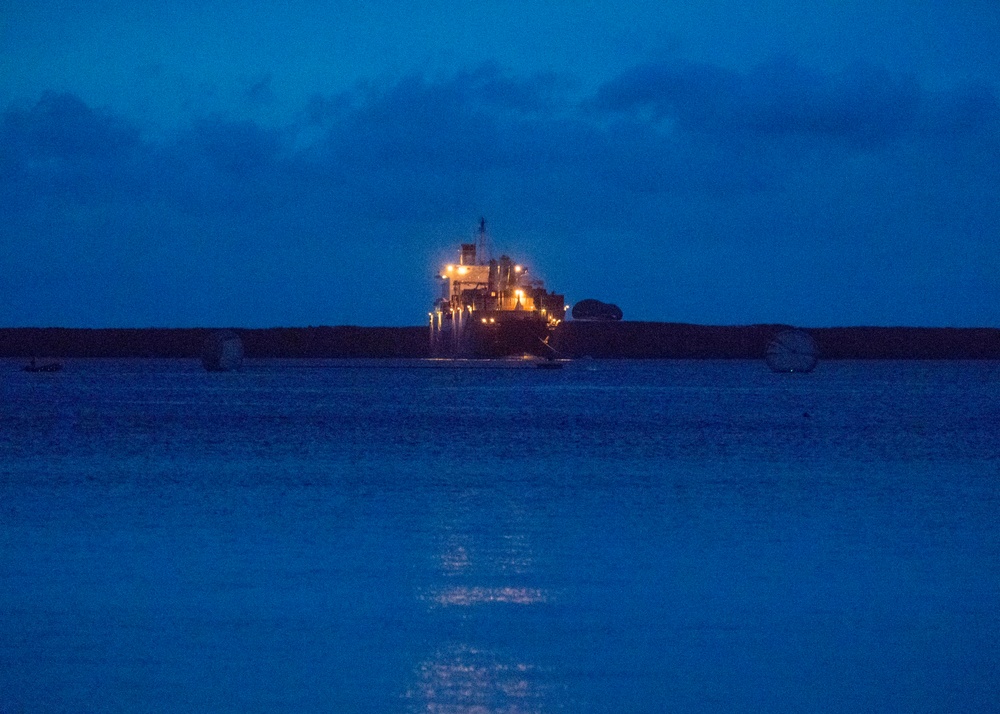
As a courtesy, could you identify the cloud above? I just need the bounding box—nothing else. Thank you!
[148,118,288,217]
[245,74,275,107]
[592,57,925,147]
[3,60,997,220]
[2,91,140,159]
[591,60,743,130]
[282,64,590,223]
[2,60,1000,326]
[1,92,146,211]
[319,63,570,173]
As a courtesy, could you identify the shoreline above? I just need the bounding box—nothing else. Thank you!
[3,323,1000,360]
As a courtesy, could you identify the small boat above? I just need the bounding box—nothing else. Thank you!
[536,359,564,370]
[23,359,62,373]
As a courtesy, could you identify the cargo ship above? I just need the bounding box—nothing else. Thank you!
[430,220,565,357]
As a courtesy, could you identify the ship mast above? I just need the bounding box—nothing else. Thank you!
[477,217,491,265]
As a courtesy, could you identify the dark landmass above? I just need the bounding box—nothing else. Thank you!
[0,326,429,359]
[2,323,999,360]
[552,322,1000,359]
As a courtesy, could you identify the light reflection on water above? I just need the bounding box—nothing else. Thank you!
[410,494,554,713]
[407,645,548,714]
[429,586,548,607]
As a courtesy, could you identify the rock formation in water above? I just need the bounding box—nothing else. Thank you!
[571,299,623,321]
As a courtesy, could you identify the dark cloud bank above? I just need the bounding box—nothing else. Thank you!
[2,59,998,327]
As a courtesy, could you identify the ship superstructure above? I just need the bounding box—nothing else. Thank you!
[430,220,565,357]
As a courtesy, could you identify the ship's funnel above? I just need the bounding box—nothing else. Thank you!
[460,243,476,265]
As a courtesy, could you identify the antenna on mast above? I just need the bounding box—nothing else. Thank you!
[477,217,492,265]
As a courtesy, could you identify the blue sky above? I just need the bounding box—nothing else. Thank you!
[2,0,999,327]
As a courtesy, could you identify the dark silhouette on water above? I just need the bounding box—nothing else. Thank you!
[23,357,62,373]
[536,335,566,368]
[535,360,564,369]
[201,330,244,372]
[765,329,819,373]
[571,299,623,321]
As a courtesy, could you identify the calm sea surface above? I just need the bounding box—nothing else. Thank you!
[1,358,998,713]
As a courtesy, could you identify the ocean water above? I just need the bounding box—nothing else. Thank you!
[1,358,998,713]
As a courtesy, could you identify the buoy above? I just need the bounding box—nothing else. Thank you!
[202,330,243,372]
[766,329,818,373]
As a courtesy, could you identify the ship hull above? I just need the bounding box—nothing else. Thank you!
[430,312,551,358]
